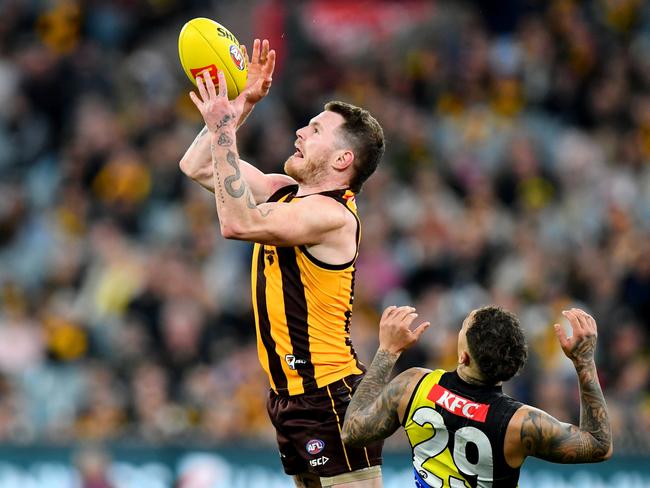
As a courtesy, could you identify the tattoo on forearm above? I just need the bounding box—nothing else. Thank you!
[209,146,273,217]
[342,350,406,446]
[217,132,233,147]
[223,150,245,198]
[520,361,611,462]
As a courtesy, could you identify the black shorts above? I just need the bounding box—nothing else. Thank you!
[266,374,383,478]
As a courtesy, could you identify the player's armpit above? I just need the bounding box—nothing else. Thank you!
[222,194,350,246]
[508,406,612,465]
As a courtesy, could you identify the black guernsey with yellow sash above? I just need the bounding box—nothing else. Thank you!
[252,185,365,396]
[403,369,523,488]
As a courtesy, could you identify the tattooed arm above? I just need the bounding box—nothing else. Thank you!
[179,124,294,199]
[505,309,612,466]
[342,306,430,447]
[179,39,294,200]
[190,70,350,246]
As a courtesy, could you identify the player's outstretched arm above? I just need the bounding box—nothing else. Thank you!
[190,70,338,246]
[342,306,430,447]
[506,309,612,465]
[179,39,293,200]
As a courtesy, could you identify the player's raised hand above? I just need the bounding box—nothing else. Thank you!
[554,308,598,365]
[240,39,275,105]
[379,306,430,355]
[189,70,239,133]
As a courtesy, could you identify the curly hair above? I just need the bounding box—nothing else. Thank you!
[466,306,528,385]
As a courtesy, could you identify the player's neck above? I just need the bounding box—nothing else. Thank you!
[457,365,498,387]
[296,181,348,197]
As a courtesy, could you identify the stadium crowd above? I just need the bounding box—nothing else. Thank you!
[0,0,648,455]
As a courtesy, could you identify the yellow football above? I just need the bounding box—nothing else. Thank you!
[178,17,248,100]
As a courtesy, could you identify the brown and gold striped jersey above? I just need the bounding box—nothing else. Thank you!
[251,185,365,396]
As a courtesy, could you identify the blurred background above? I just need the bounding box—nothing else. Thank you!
[0,0,648,486]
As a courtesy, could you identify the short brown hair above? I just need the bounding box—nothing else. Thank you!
[324,101,384,193]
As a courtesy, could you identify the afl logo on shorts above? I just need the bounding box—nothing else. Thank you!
[306,439,325,455]
[230,45,245,70]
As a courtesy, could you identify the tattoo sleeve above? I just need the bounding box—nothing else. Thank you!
[520,359,612,463]
[342,350,412,447]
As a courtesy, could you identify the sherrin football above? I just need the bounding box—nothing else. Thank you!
[178,18,248,100]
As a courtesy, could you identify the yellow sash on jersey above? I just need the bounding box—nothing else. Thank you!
[404,369,472,488]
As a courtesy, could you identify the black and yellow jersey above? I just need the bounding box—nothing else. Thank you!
[403,369,523,488]
[251,185,365,396]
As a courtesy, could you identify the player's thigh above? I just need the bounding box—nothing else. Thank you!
[320,465,382,488]
[294,471,322,488]
[330,480,382,488]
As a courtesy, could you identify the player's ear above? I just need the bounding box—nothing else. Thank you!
[333,150,354,171]
[459,350,470,366]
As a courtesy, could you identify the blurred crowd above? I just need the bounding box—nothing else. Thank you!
[0,0,648,455]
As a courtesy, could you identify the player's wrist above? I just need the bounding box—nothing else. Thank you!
[377,347,402,359]
[572,356,596,370]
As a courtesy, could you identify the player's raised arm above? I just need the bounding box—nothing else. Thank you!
[179,39,294,201]
[190,70,345,246]
[506,309,612,465]
[342,306,430,447]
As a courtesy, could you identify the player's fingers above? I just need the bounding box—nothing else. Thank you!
[562,310,579,333]
[252,38,261,63]
[576,309,593,332]
[196,74,208,101]
[571,308,590,333]
[240,44,250,64]
[261,39,269,61]
[554,323,569,348]
[412,322,430,341]
[216,70,227,98]
[264,50,276,77]
[204,70,218,97]
[381,305,397,321]
[189,91,202,108]
[397,306,417,323]
[586,313,597,333]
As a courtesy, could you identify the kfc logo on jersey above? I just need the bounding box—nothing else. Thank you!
[230,45,245,70]
[427,384,490,422]
[306,439,325,455]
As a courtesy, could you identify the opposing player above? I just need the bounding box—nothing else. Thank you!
[181,40,386,487]
[341,306,612,487]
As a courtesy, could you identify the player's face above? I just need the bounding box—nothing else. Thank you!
[285,111,347,185]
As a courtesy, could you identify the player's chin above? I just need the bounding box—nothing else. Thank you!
[284,156,302,177]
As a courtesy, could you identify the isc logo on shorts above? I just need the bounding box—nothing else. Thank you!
[306,439,325,455]
[309,456,329,467]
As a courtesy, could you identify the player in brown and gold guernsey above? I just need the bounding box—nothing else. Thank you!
[180,40,385,488]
